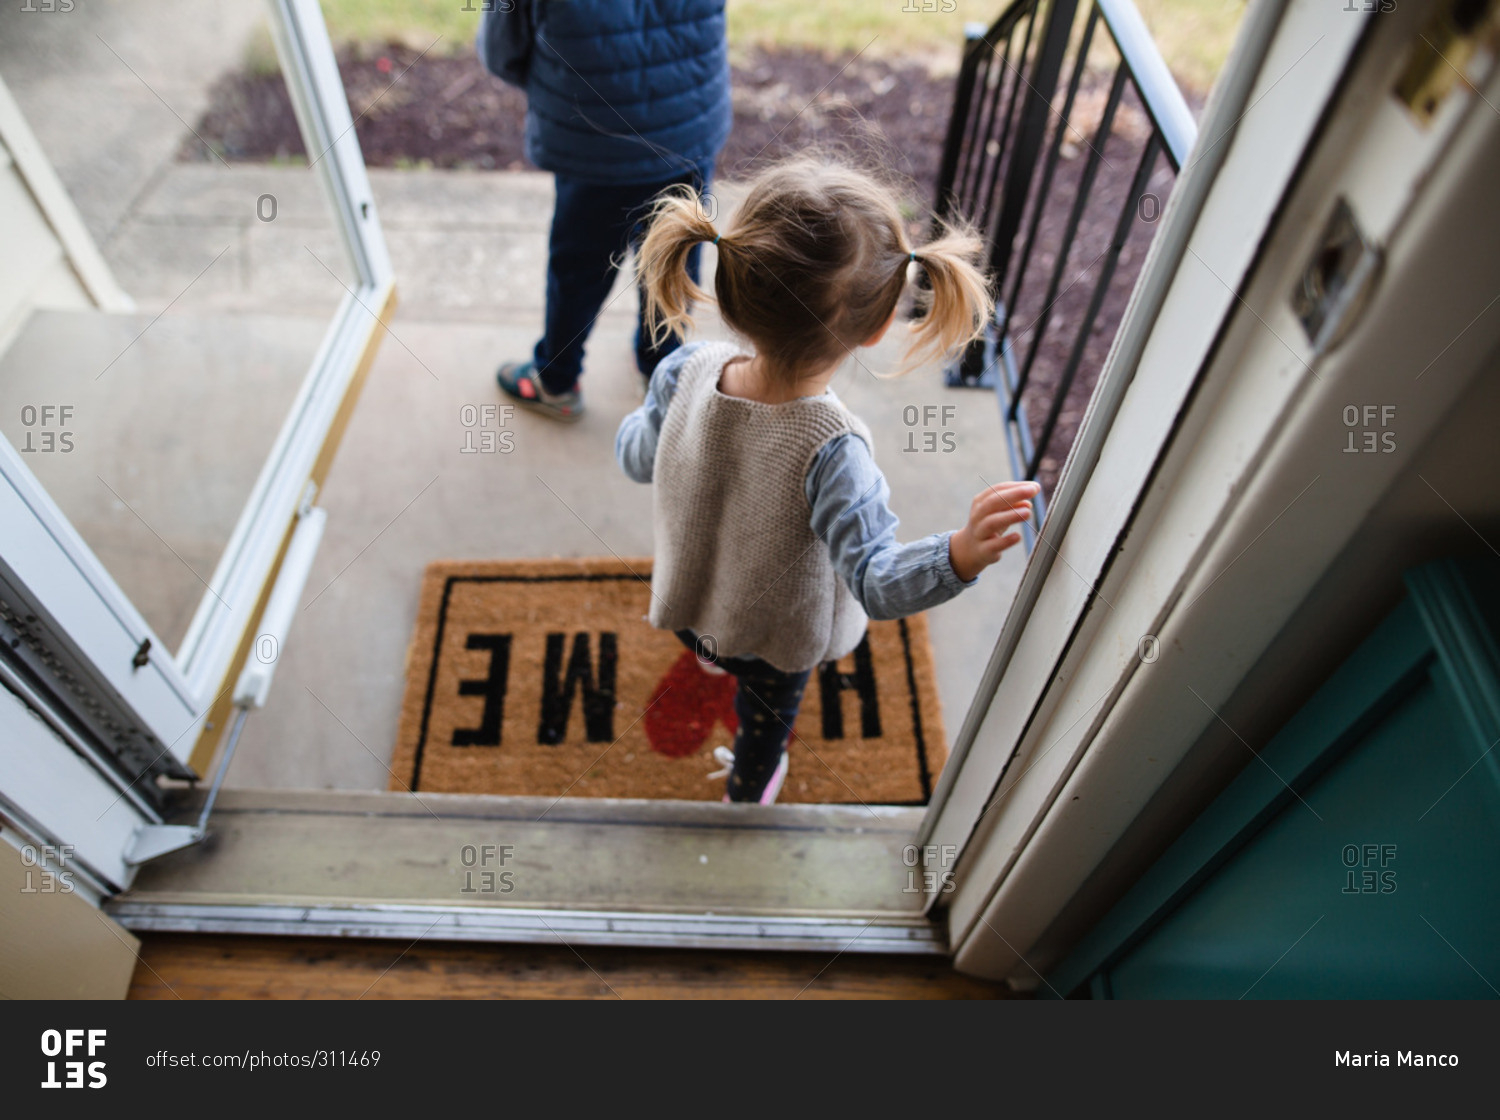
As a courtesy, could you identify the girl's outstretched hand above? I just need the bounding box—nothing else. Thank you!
[949,481,1041,582]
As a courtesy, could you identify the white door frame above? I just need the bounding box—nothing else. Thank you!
[928,0,1500,980]
[918,0,1334,864]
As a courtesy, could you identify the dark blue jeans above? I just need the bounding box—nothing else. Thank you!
[533,169,710,395]
[676,630,812,802]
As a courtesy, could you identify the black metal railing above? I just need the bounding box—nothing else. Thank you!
[933,0,1196,546]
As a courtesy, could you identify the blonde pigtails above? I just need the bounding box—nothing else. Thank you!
[905,224,993,372]
[637,185,718,349]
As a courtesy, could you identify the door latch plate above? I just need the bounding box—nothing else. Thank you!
[1291,198,1383,355]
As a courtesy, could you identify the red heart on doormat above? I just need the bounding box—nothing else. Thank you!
[645,650,739,758]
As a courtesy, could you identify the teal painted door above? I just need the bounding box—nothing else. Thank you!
[1052,556,1500,998]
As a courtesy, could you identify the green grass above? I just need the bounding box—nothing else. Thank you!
[725,0,1247,87]
[319,0,481,54]
[1134,0,1248,91]
[725,0,996,60]
[305,0,1247,92]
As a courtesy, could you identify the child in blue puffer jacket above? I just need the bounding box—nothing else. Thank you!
[477,0,732,422]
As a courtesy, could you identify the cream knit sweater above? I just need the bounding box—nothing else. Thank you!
[649,341,873,672]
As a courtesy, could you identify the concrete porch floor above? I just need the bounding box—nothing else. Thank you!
[4,151,1028,797]
[231,302,1026,791]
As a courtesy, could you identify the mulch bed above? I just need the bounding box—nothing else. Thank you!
[185,44,953,200]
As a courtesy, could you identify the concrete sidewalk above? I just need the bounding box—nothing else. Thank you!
[102,165,560,324]
[0,0,265,246]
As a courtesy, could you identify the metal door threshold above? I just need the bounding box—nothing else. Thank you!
[105,901,942,954]
[106,789,946,955]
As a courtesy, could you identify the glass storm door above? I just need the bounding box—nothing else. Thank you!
[0,0,391,891]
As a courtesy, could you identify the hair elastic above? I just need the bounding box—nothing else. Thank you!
[909,250,917,262]
[714,234,721,245]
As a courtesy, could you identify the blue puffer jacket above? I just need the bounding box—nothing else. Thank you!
[477,1,730,184]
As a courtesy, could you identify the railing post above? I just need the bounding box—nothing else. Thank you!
[931,0,1197,560]
[986,0,1080,298]
[933,22,993,389]
[933,23,989,226]
[940,0,1079,389]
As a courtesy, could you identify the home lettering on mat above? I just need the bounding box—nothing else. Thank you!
[448,631,618,747]
[539,632,617,744]
[451,634,512,746]
[818,634,882,739]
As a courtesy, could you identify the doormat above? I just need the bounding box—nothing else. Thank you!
[391,558,948,804]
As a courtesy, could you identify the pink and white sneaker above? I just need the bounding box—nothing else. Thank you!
[711,746,789,805]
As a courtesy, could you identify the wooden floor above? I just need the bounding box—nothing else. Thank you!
[129,935,1016,1000]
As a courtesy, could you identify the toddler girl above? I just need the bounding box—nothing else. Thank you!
[616,157,1039,803]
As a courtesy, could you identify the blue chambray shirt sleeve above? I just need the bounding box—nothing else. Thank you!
[615,342,704,483]
[806,432,977,621]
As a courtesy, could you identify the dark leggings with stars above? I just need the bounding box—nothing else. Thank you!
[675,631,812,802]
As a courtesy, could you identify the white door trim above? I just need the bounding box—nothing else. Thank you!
[938,0,1500,980]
